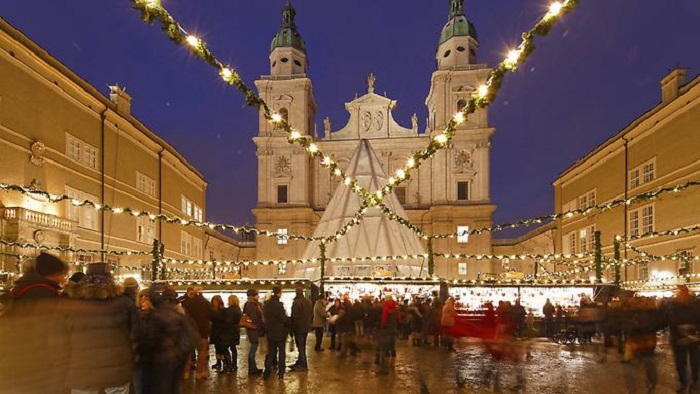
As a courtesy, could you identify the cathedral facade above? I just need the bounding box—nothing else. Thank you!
[252,0,496,280]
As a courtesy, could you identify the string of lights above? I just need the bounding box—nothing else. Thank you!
[6,177,697,248]
[0,182,364,243]
[127,0,578,209]
[0,238,151,256]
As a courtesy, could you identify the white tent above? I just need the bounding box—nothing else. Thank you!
[295,139,428,281]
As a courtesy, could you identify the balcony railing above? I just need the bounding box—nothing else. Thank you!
[1,207,75,232]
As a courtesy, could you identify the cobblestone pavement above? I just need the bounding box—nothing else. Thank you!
[182,334,683,393]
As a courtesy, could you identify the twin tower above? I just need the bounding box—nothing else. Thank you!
[252,0,496,280]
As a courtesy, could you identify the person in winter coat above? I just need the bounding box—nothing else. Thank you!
[380,295,401,359]
[312,296,328,351]
[441,297,457,351]
[243,288,264,376]
[181,286,213,379]
[338,295,359,357]
[543,299,555,337]
[420,298,433,345]
[328,298,342,350]
[263,286,292,380]
[219,295,242,373]
[664,285,700,392]
[59,263,139,394]
[409,298,424,346]
[139,285,198,394]
[0,252,68,393]
[209,295,226,372]
[290,287,313,371]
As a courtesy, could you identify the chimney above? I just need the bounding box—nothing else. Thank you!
[661,68,687,104]
[109,85,132,116]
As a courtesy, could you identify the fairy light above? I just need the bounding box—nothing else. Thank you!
[434,134,448,145]
[289,130,301,140]
[186,35,200,48]
[477,84,489,99]
[322,156,332,166]
[396,169,406,180]
[406,158,415,168]
[547,2,564,18]
[453,112,465,124]
[271,113,283,123]
[220,67,233,82]
[504,49,521,69]
[307,143,319,154]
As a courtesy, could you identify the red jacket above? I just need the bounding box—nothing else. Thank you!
[381,299,401,326]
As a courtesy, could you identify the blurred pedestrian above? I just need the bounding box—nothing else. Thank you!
[139,285,198,394]
[290,287,313,371]
[220,295,242,373]
[312,295,328,352]
[209,295,226,373]
[181,286,212,380]
[543,298,555,337]
[664,285,700,393]
[1,252,68,393]
[441,297,457,351]
[263,286,291,380]
[243,288,264,376]
[60,262,139,394]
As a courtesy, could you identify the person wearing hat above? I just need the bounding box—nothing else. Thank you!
[60,262,140,394]
[290,287,313,371]
[262,285,292,380]
[139,284,199,394]
[122,277,139,304]
[243,288,265,376]
[11,252,69,299]
[1,252,68,393]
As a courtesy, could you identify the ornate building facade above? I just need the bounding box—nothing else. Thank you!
[0,18,247,281]
[252,0,496,279]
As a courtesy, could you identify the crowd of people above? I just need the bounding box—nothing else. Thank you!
[4,252,700,393]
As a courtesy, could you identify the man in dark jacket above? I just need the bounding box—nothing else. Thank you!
[1,252,68,393]
[243,288,264,376]
[263,285,291,379]
[290,287,313,371]
[140,285,196,394]
[181,286,212,379]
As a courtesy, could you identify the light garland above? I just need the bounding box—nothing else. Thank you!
[0,182,360,243]
[165,278,311,287]
[430,179,700,238]
[449,276,598,286]
[127,0,578,210]
[0,239,151,256]
[616,224,700,243]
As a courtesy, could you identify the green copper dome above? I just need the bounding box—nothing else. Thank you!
[270,1,306,53]
[439,0,478,45]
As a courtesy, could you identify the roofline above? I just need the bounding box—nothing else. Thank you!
[0,17,206,182]
[555,72,700,182]
[491,221,556,246]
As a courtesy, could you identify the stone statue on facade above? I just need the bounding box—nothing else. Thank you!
[411,113,418,132]
[324,116,332,134]
[30,141,46,167]
[368,73,376,94]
